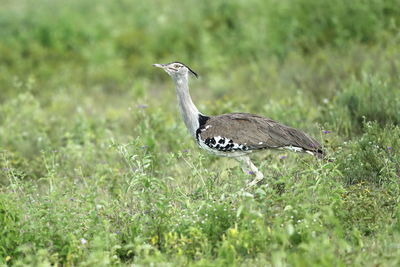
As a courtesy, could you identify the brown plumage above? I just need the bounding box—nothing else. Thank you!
[198,113,324,157]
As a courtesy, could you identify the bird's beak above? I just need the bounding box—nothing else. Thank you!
[152,63,164,68]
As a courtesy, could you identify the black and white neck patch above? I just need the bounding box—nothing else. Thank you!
[196,114,210,141]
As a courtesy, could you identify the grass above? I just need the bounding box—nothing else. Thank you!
[1,0,400,265]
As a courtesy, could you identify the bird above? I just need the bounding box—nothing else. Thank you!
[153,62,324,186]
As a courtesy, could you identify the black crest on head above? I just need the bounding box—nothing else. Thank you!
[170,61,198,78]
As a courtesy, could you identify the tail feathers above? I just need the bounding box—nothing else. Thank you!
[283,145,325,159]
[304,148,325,158]
[308,148,334,162]
[313,149,325,159]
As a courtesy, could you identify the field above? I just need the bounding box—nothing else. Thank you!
[1,0,400,266]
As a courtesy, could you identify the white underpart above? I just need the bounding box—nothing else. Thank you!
[214,136,247,150]
[282,146,303,152]
[281,145,316,156]
[197,135,251,157]
[214,136,223,143]
[305,150,315,156]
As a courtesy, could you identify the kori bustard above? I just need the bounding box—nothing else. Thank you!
[153,62,323,186]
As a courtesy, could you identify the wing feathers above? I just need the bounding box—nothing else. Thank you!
[199,113,323,155]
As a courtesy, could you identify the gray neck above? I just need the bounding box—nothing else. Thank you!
[172,74,201,139]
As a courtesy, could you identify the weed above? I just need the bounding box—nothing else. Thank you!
[0,0,399,265]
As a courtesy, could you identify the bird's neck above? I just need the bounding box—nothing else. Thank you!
[173,75,201,139]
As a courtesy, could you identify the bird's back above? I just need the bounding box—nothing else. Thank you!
[196,113,324,157]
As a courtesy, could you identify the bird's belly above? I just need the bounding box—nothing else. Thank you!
[197,138,252,157]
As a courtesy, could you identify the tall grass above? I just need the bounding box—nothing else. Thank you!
[1,0,400,265]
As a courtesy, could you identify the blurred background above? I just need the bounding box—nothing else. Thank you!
[1,0,399,136]
[1,0,400,265]
[1,0,399,163]
[1,1,399,111]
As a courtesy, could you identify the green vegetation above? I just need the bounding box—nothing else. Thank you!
[1,0,400,265]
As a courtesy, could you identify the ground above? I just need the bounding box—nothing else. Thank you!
[0,0,400,266]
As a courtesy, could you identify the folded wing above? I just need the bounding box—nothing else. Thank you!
[198,113,323,157]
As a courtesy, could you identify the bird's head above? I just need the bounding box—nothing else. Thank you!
[152,62,198,80]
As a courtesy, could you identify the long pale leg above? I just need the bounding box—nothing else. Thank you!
[235,156,264,186]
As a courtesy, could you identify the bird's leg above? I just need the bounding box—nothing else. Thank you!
[235,156,264,186]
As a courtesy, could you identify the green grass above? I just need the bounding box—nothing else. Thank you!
[1,0,400,265]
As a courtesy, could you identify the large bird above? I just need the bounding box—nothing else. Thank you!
[153,62,323,186]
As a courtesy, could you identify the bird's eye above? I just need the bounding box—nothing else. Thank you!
[174,64,181,69]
